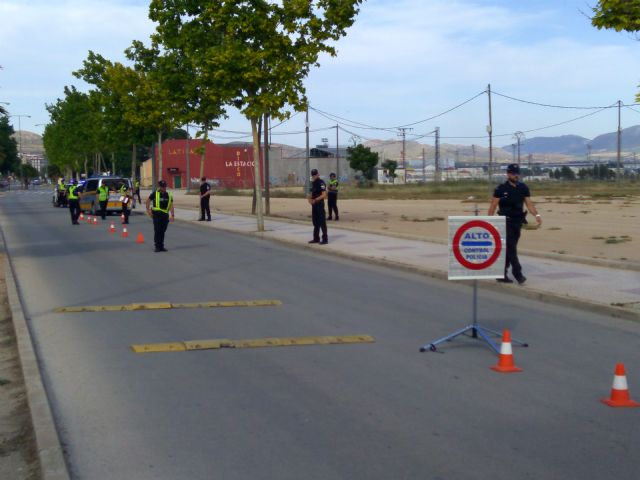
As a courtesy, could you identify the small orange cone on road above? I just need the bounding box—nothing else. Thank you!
[602,363,640,407]
[491,330,523,373]
[93,217,98,225]
[122,227,128,238]
[79,212,84,221]
[109,222,116,233]
[135,232,144,244]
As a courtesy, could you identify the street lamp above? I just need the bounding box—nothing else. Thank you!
[9,114,32,162]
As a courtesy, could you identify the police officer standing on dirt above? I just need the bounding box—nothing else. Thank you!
[327,172,339,221]
[67,179,81,225]
[307,169,328,244]
[488,163,542,284]
[145,179,175,252]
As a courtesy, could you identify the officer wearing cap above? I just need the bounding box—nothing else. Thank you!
[199,176,212,221]
[67,179,81,225]
[488,163,542,284]
[307,169,328,244]
[145,179,175,252]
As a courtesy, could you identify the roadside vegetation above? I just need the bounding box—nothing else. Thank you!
[216,179,639,201]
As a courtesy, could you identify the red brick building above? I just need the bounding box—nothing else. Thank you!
[142,139,264,189]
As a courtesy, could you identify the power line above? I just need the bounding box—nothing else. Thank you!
[492,90,639,110]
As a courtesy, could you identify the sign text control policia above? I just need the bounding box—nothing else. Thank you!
[448,216,506,280]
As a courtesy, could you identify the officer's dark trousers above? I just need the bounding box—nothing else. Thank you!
[153,211,169,249]
[68,200,80,224]
[311,202,328,241]
[122,207,130,224]
[328,193,339,219]
[200,197,211,220]
[135,189,141,203]
[99,201,107,219]
[505,219,523,279]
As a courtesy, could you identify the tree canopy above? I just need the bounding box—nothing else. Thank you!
[0,116,19,174]
[348,144,379,181]
[592,0,640,33]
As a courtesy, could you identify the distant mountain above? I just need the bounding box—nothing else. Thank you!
[502,125,640,155]
[10,130,44,156]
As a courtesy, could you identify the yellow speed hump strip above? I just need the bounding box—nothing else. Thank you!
[54,299,282,313]
[131,334,375,354]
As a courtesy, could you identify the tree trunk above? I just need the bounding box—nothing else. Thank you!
[111,152,115,176]
[84,155,88,178]
[199,125,207,180]
[251,117,264,232]
[252,117,262,215]
[157,130,163,181]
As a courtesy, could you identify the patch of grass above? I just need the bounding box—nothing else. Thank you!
[591,236,605,240]
[579,210,591,214]
[547,227,562,230]
[605,236,632,244]
[0,378,11,386]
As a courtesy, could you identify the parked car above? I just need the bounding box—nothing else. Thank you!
[79,177,135,215]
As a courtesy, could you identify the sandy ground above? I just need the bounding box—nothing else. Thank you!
[0,256,39,479]
[172,193,640,266]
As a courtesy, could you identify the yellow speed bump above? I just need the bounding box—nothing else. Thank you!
[131,334,375,354]
[54,299,281,313]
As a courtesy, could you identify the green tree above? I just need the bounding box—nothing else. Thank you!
[348,144,379,181]
[592,1,640,33]
[0,116,19,174]
[559,165,576,180]
[149,0,364,230]
[381,159,398,183]
[18,163,38,187]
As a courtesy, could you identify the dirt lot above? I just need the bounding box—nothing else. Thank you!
[0,256,39,479]
[173,193,640,266]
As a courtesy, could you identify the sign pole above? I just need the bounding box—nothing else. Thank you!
[420,202,527,353]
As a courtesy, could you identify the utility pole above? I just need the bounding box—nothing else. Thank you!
[264,113,270,215]
[434,127,441,182]
[9,114,31,163]
[617,100,622,181]
[487,84,493,181]
[305,106,310,194]
[422,147,426,183]
[472,144,476,163]
[511,144,516,162]
[514,131,525,165]
[335,124,340,179]
[185,124,191,193]
[398,127,412,183]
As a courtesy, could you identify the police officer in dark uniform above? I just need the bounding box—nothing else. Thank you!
[67,179,81,225]
[307,169,328,244]
[199,176,212,221]
[134,179,142,203]
[488,163,542,284]
[327,172,339,221]
[145,180,175,252]
[120,184,132,224]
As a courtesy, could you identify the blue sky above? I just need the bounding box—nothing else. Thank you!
[1,0,640,148]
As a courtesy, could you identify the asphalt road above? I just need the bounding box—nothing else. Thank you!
[1,189,640,480]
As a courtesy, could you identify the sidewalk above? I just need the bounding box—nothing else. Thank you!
[171,205,640,321]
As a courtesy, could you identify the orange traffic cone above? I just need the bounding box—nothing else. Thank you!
[86,215,91,224]
[93,217,98,225]
[122,227,128,238]
[109,222,116,233]
[602,363,640,407]
[490,330,523,373]
[135,232,144,244]
[79,212,84,221]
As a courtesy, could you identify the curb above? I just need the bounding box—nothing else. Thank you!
[177,211,640,323]
[4,257,71,480]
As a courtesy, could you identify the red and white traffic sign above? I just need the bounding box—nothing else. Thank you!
[448,216,506,280]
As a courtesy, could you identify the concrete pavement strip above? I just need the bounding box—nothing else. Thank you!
[173,208,640,322]
[54,299,282,313]
[4,257,71,480]
[131,334,376,353]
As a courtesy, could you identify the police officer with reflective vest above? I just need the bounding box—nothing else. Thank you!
[307,169,328,244]
[488,163,542,284]
[145,179,174,252]
[98,183,109,219]
[134,179,141,203]
[327,172,339,221]
[67,180,81,225]
[120,184,132,224]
